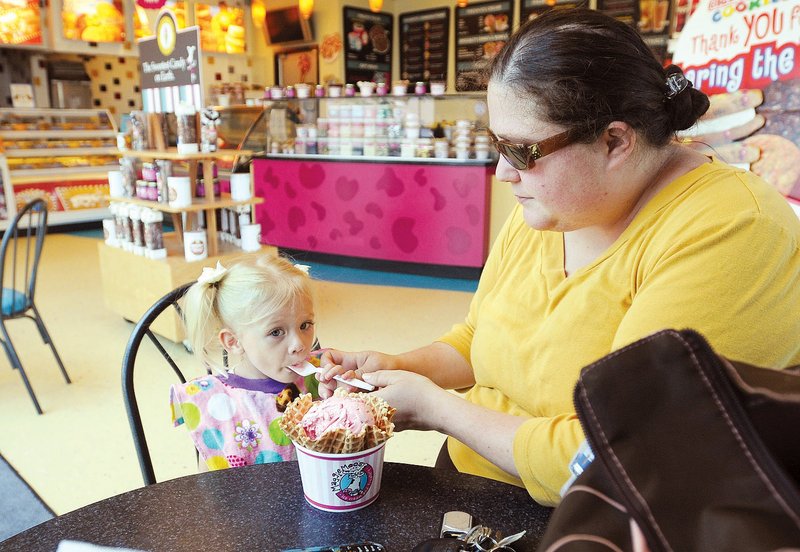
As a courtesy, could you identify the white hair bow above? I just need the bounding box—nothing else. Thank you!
[197,261,227,285]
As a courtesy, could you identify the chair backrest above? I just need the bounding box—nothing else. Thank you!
[0,199,47,314]
[122,282,193,486]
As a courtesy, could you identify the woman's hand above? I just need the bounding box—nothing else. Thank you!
[361,370,449,431]
[315,349,398,398]
[362,369,526,478]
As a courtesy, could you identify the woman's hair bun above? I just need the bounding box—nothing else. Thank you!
[664,65,710,132]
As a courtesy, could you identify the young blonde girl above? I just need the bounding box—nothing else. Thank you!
[170,254,319,470]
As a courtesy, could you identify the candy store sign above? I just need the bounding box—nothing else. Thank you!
[139,11,200,89]
[672,0,800,94]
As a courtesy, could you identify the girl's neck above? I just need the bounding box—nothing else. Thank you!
[231,362,270,380]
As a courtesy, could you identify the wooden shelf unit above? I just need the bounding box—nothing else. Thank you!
[120,148,256,256]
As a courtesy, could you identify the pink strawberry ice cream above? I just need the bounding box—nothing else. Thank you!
[300,396,376,440]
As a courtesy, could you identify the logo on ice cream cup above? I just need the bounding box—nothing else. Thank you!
[294,442,386,512]
[331,461,374,502]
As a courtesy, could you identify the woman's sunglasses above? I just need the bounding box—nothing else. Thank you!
[486,129,575,170]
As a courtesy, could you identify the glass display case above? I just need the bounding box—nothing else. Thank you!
[248,92,497,274]
[214,105,265,150]
[242,92,495,164]
[0,107,118,228]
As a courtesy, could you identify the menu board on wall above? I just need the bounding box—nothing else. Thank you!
[0,0,42,45]
[455,0,512,91]
[399,8,450,85]
[519,0,582,24]
[595,0,639,27]
[343,7,393,84]
[195,3,246,54]
[62,0,126,42]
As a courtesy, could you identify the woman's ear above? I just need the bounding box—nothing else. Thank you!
[219,328,242,354]
[603,121,636,167]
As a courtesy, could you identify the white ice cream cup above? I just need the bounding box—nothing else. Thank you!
[168,176,192,208]
[183,230,208,262]
[229,173,252,201]
[294,441,387,512]
[240,223,261,252]
[107,170,125,198]
[430,81,446,96]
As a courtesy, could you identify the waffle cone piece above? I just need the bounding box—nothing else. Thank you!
[279,389,395,454]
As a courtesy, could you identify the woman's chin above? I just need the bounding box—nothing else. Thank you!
[522,210,558,231]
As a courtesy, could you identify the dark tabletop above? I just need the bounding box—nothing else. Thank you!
[1,462,552,552]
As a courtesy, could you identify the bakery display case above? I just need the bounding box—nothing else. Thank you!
[0,107,119,229]
[247,92,498,274]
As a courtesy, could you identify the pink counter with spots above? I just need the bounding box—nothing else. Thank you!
[253,157,494,267]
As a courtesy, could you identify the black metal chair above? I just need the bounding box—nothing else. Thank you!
[122,282,193,486]
[0,198,70,414]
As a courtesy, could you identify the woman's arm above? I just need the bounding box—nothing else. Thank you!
[362,370,525,477]
[318,341,475,396]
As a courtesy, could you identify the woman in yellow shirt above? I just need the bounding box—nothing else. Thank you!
[320,9,800,505]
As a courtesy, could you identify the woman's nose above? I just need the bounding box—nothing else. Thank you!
[495,155,521,183]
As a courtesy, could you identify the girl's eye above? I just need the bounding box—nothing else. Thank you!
[301,321,315,331]
[268,328,285,337]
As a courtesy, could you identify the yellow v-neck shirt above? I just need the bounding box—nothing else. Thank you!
[438,159,800,505]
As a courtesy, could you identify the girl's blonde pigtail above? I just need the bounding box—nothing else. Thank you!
[182,278,224,373]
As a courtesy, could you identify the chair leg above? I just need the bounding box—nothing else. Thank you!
[29,303,71,384]
[0,321,44,414]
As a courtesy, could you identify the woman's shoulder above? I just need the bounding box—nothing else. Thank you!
[661,159,799,229]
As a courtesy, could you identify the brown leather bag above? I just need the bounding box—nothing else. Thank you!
[538,329,800,552]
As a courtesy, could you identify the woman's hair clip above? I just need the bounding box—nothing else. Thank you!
[197,261,228,286]
[665,73,690,100]
[294,263,311,275]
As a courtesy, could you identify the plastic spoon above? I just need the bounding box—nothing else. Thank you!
[288,360,375,391]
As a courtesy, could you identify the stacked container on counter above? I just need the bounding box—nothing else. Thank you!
[262,84,494,162]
